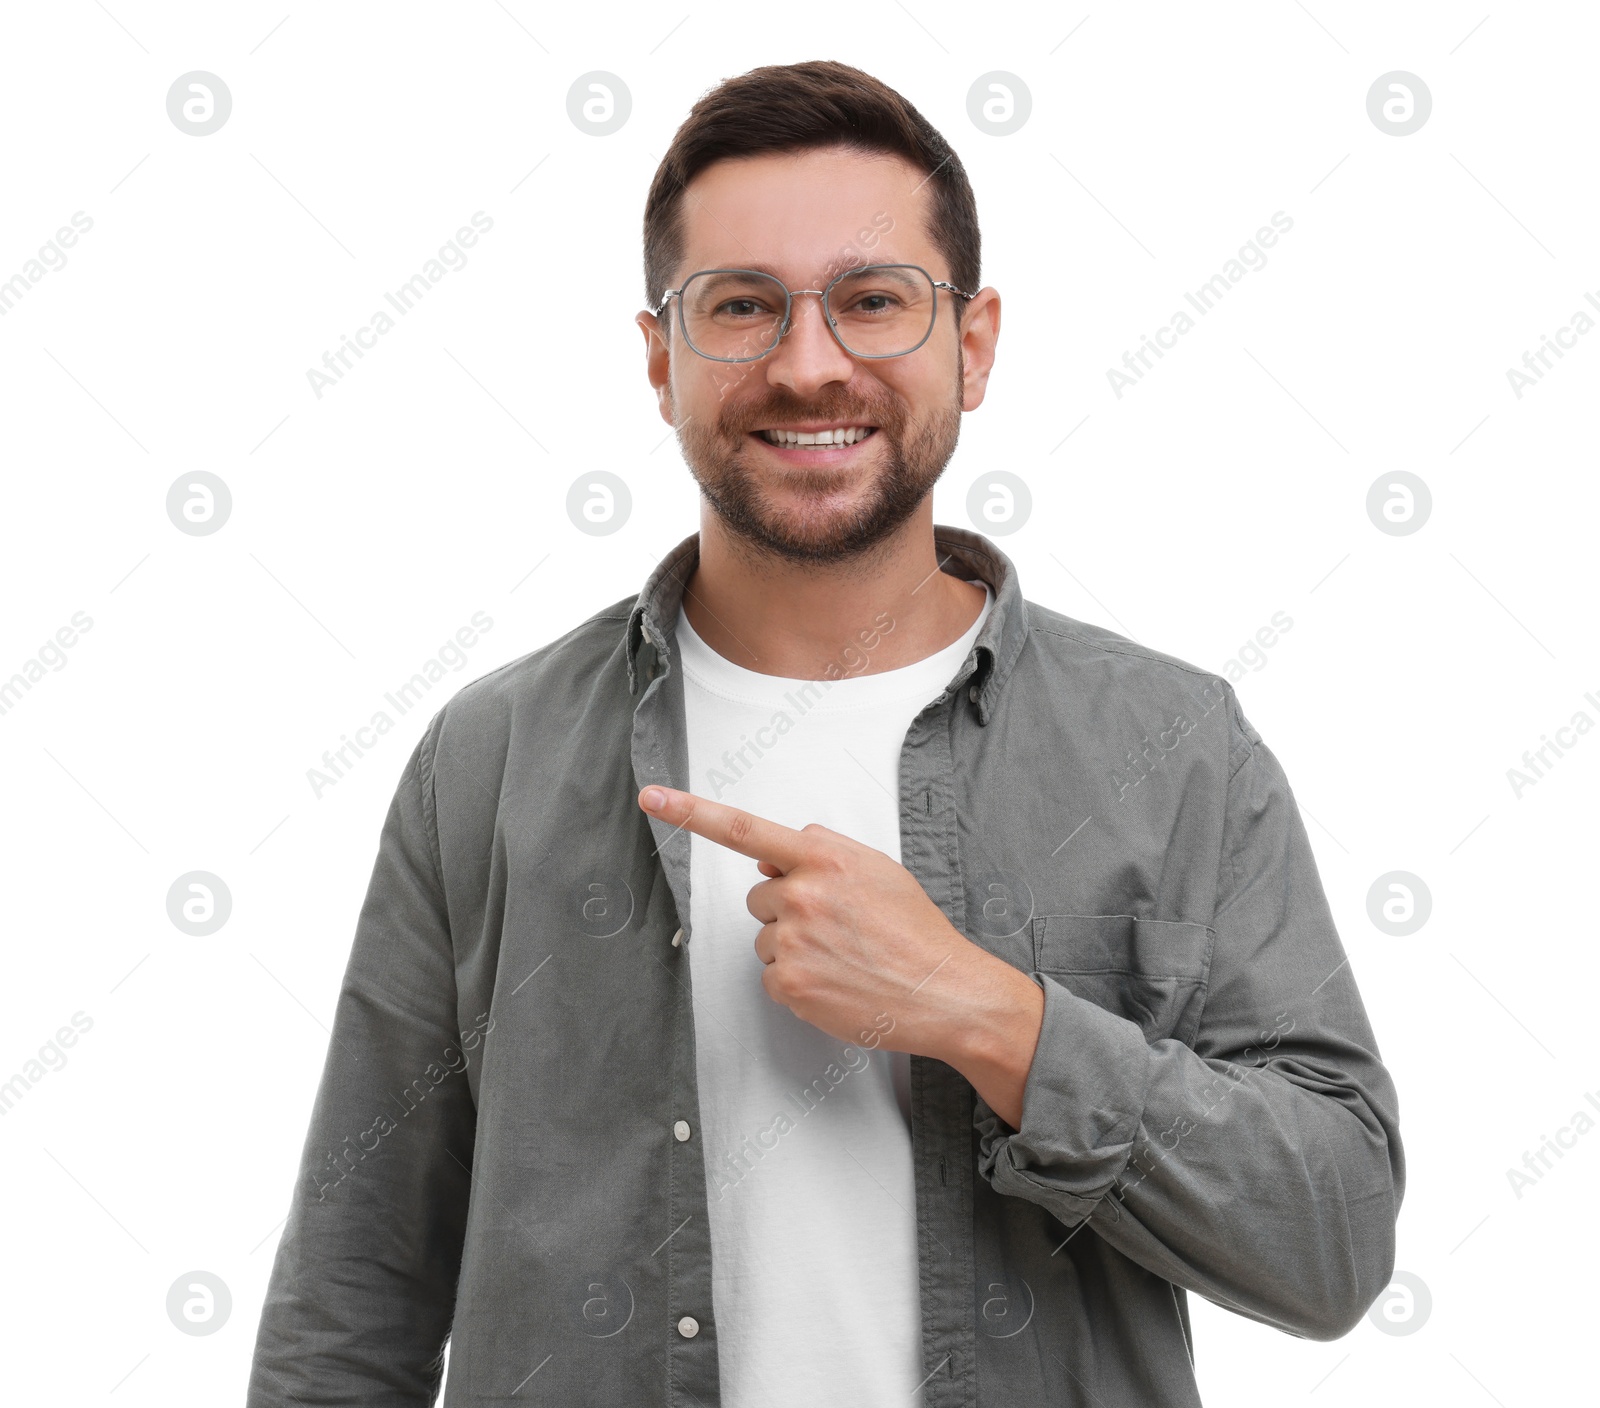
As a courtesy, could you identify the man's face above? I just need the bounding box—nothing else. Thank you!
[638,146,999,565]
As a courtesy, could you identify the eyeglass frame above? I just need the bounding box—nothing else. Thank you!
[650,262,977,364]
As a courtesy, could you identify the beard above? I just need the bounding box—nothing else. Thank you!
[674,363,964,568]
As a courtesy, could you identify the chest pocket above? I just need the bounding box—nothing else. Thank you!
[1030,914,1214,1047]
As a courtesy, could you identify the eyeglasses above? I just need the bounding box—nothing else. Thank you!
[651,263,975,363]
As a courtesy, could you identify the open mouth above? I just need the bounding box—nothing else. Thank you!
[755,425,878,447]
[748,425,880,463]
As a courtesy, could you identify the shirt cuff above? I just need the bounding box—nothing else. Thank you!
[972,972,1155,1223]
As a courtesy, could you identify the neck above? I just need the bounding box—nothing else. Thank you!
[681,498,987,679]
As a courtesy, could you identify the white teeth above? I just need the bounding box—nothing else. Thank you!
[759,426,875,446]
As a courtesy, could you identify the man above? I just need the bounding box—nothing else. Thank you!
[249,60,1403,1407]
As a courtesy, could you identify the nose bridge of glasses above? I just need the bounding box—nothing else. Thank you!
[779,285,838,342]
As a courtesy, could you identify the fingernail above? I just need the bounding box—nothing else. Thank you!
[641,787,666,812]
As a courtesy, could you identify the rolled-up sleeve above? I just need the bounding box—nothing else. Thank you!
[973,701,1404,1341]
[247,712,477,1405]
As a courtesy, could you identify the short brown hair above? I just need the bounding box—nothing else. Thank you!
[642,61,980,328]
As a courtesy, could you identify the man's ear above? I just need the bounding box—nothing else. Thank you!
[958,288,1001,412]
[636,310,674,426]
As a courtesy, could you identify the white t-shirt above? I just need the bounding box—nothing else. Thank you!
[676,580,993,1408]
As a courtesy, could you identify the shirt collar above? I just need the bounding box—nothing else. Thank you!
[625,524,1031,725]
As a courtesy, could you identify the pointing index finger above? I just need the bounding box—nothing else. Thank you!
[639,786,806,870]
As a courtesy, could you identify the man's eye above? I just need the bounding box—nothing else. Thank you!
[849,294,899,313]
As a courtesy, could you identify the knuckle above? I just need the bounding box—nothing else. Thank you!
[808,844,845,877]
[797,826,835,864]
[800,823,838,853]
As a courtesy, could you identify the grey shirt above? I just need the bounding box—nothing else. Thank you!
[247,525,1404,1407]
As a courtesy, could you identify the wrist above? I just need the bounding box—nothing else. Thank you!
[923,941,1045,1127]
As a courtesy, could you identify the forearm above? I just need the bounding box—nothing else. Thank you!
[921,940,1045,1131]
[972,976,1402,1340]
[1096,1066,1395,1336]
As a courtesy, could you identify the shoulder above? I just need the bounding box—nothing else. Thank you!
[416,592,637,769]
[1021,598,1260,779]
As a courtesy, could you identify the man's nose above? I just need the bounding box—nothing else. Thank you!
[764,294,856,395]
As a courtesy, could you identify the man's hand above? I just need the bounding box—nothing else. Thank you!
[638,784,1045,1127]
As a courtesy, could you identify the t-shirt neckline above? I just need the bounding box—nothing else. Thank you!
[675,579,992,711]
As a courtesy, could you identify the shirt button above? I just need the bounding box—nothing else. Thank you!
[969,684,980,702]
[671,927,685,947]
[673,1120,691,1142]
[677,1315,700,1338]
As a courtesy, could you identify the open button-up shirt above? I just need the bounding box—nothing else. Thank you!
[247,525,1404,1407]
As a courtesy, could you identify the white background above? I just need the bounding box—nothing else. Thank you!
[1,2,1595,1404]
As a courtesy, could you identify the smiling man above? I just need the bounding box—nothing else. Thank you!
[249,60,1403,1408]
